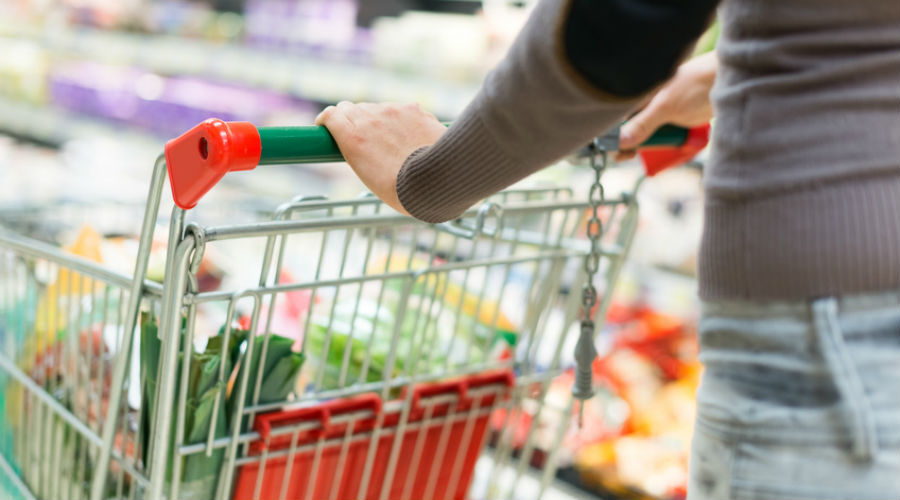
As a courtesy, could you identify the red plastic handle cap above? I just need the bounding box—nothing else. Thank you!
[164,119,261,209]
[640,123,710,177]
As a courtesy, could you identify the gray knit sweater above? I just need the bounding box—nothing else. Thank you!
[396,0,900,300]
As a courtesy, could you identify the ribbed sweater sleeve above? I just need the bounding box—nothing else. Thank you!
[396,0,719,223]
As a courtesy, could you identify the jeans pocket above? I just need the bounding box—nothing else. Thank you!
[811,297,878,461]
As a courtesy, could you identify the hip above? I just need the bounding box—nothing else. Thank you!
[689,290,900,499]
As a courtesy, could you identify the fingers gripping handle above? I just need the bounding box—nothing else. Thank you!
[164,119,710,210]
[578,123,709,175]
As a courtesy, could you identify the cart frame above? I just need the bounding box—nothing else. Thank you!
[1,143,643,500]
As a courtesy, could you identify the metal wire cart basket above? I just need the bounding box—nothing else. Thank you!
[0,119,707,500]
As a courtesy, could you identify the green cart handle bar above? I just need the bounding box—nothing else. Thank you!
[634,123,688,147]
[164,119,709,209]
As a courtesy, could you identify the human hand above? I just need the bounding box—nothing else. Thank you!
[315,101,446,215]
[616,51,717,161]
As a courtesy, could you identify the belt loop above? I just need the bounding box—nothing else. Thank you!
[811,297,878,462]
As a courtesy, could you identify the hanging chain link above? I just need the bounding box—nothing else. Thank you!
[572,139,608,427]
[583,145,606,311]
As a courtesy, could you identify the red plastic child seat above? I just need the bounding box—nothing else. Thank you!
[233,370,514,500]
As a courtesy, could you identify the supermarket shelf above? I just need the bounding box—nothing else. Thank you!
[0,22,480,118]
[0,95,161,149]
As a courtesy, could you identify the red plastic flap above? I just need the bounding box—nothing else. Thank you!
[164,119,261,209]
[640,123,710,176]
[254,393,382,447]
[234,370,515,500]
[407,369,515,415]
[409,378,469,412]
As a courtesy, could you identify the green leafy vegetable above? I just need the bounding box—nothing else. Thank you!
[140,317,304,499]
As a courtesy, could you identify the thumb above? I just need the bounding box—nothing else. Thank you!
[314,105,335,126]
[619,100,667,150]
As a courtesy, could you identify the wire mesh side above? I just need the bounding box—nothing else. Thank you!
[0,200,277,248]
[0,239,154,499]
[145,185,637,500]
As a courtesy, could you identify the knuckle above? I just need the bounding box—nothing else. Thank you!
[629,120,648,136]
[653,95,673,114]
[383,105,400,117]
[349,130,366,146]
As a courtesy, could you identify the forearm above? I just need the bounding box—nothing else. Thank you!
[397,0,719,223]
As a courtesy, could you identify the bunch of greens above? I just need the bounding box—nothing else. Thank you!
[140,315,304,499]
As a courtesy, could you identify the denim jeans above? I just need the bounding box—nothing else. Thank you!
[687,291,900,500]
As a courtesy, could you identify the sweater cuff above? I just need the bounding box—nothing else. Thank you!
[395,110,523,224]
[396,146,432,218]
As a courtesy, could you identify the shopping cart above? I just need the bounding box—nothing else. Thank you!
[0,119,708,500]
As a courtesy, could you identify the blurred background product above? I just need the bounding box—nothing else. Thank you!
[0,1,714,499]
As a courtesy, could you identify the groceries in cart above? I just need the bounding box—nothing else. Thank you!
[1,215,525,499]
[304,254,517,391]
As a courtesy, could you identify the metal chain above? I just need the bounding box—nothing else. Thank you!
[572,140,607,427]
[583,145,606,310]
